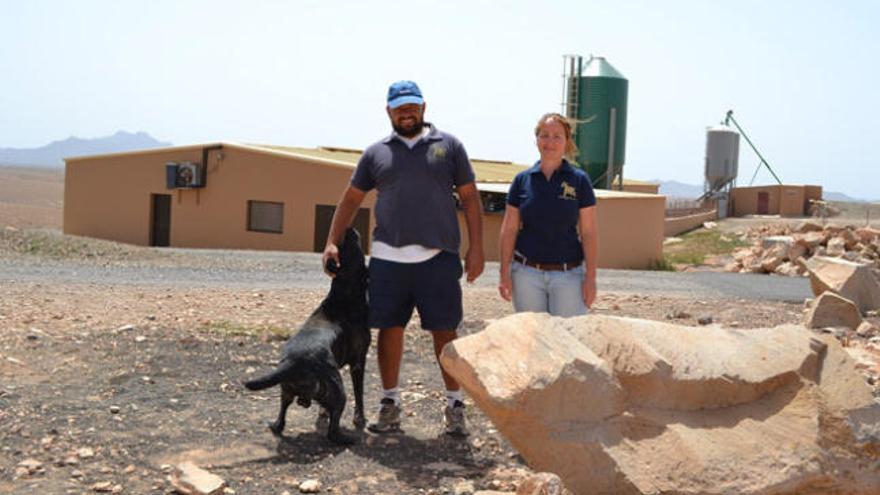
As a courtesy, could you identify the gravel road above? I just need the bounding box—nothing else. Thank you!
[0,247,812,302]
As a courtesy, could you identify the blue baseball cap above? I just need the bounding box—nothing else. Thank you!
[387,80,424,109]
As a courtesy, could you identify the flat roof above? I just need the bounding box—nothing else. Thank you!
[65,141,659,187]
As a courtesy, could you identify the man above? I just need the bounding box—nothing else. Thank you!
[322,80,484,436]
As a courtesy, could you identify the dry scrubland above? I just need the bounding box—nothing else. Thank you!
[1,165,877,494]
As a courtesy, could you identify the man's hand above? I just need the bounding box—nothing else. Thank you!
[464,246,484,283]
[322,243,340,277]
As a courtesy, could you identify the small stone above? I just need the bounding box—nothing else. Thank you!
[452,479,475,495]
[697,315,714,325]
[17,458,43,474]
[109,405,121,414]
[666,310,691,320]
[91,481,113,492]
[146,315,157,321]
[135,336,147,343]
[116,324,135,332]
[123,464,136,474]
[171,461,226,495]
[299,479,322,493]
[71,469,85,478]
[77,447,95,459]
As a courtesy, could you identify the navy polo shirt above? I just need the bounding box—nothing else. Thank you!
[351,124,475,254]
[506,159,596,264]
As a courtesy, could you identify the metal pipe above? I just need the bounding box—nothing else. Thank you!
[724,110,782,185]
[606,107,617,189]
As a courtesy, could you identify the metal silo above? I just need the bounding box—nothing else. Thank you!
[562,55,629,189]
[704,123,740,218]
[704,124,740,192]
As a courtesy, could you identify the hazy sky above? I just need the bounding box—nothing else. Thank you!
[2,1,877,198]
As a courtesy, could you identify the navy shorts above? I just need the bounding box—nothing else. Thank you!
[368,251,464,331]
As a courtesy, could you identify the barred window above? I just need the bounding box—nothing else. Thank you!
[247,201,283,234]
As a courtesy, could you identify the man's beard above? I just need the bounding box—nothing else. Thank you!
[392,119,424,138]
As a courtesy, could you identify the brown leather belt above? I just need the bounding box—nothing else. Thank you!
[513,252,578,272]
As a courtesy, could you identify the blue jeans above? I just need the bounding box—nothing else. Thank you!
[511,262,588,317]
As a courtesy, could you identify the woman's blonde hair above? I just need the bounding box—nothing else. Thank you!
[534,112,579,160]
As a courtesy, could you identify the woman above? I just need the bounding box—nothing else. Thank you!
[498,113,598,316]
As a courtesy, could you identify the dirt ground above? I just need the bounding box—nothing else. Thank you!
[1,166,877,494]
[1,278,816,495]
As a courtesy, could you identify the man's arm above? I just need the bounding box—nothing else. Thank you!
[322,185,367,275]
[457,182,484,282]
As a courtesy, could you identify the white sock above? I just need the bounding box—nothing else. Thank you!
[382,387,400,406]
[446,389,463,408]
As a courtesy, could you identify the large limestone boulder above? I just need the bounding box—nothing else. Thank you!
[805,256,880,312]
[804,291,863,330]
[441,313,880,495]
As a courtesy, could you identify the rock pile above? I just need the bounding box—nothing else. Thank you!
[800,254,880,393]
[724,221,880,277]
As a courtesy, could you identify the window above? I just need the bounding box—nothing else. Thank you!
[247,201,284,233]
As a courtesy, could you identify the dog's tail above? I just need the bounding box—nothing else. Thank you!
[243,361,294,391]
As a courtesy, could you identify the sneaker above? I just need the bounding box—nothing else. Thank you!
[444,400,468,437]
[367,398,401,433]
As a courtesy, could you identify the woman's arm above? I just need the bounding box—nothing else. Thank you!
[578,205,598,308]
[498,205,520,301]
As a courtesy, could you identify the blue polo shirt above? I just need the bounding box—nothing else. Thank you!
[506,159,596,264]
[351,124,475,254]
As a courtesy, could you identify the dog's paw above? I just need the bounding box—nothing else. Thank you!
[352,414,367,430]
[269,421,285,437]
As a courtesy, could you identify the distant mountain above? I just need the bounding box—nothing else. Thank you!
[0,131,172,167]
[823,191,865,203]
[650,180,704,199]
[649,179,870,203]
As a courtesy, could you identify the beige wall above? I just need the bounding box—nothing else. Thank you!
[622,183,660,194]
[779,185,805,217]
[66,145,664,269]
[462,191,665,269]
[65,145,377,252]
[664,209,718,237]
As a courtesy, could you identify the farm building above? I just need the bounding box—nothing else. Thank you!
[730,184,823,217]
[64,143,664,268]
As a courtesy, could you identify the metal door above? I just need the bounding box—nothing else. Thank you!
[314,205,370,253]
[757,192,770,215]
[150,194,171,247]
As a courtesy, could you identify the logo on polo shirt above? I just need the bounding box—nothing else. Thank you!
[428,144,447,163]
[560,181,577,200]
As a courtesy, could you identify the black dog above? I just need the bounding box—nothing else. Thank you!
[244,228,369,444]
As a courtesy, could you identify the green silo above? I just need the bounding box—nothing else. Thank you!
[564,55,628,189]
